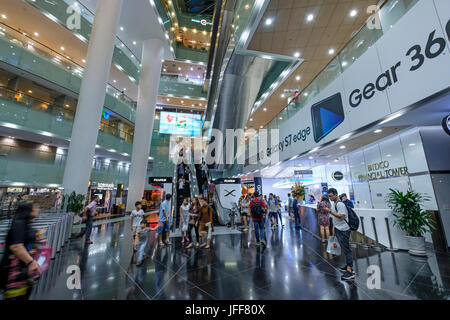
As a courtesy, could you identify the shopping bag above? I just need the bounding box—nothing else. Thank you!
[326,236,341,255]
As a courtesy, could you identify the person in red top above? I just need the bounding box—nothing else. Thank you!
[248,192,267,246]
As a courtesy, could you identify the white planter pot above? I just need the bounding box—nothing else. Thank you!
[405,236,427,256]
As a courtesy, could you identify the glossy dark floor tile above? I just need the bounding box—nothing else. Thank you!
[27,216,450,300]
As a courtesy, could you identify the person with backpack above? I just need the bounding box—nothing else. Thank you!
[325,188,356,281]
[248,192,267,246]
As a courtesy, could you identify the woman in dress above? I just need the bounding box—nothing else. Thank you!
[179,198,190,245]
[316,195,331,243]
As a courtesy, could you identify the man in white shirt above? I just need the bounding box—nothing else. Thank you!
[325,188,354,281]
[131,201,144,251]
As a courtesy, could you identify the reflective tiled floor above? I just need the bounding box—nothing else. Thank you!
[29,216,450,300]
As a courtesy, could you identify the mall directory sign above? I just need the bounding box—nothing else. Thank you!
[159,111,201,136]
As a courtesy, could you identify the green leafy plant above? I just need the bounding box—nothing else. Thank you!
[385,188,435,237]
[62,191,85,214]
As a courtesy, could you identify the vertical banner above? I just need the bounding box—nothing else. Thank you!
[254,177,263,196]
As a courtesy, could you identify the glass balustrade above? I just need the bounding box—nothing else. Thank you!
[0,144,130,187]
[0,86,134,144]
[0,22,137,122]
[261,0,419,133]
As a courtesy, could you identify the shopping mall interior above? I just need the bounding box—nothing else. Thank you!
[0,0,449,303]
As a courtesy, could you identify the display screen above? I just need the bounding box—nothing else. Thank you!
[311,93,345,143]
[159,112,201,136]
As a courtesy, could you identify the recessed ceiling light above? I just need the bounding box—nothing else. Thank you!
[339,145,346,149]
[386,154,392,157]
[1,14,7,19]
[308,156,313,160]
[293,51,300,58]
[133,41,137,45]
[409,143,416,147]
[82,59,86,63]
[306,14,314,22]
[350,9,358,17]
[123,88,127,91]
[279,117,283,120]
[295,75,301,81]
[303,92,308,96]
[178,67,181,71]
[113,80,117,83]
[328,48,335,55]
[166,98,170,102]
[60,46,65,51]
[181,100,184,103]
[342,61,348,67]
[34,32,39,36]
[120,26,124,31]
[281,94,285,98]
[263,107,267,111]
[334,159,339,162]
[374,129,382,133]
[190,67,193,71]
[260,125,263,129]
[28,90,32,93]
[250,118,253,121]
[265,18,273,26]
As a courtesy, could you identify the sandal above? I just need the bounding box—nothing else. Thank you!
[159,241,165,246]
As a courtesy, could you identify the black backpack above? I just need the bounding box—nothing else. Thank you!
[251,200,264,219]
[336,201,360,231]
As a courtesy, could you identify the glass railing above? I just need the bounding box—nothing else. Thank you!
[0,86,134,144]
[0,22,137,122]
[261,0,418,132]
[23,0,141,82]
[158,78,207,98]
[0,144,130,188]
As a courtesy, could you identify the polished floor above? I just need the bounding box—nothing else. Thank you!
[28,215,450,300]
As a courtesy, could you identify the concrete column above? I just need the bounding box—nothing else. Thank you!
[126,39,164,210]
[62,0,123,195]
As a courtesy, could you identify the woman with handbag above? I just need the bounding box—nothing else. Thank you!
[0,202,42,300]
[186,198,200,249]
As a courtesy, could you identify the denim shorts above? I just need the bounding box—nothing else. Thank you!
[157,221,170,234]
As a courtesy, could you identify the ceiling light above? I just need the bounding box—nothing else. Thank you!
[334,159,339,162]
[279,117,283,120]
[260,125,263,129]
[123,88,126,91]
[350,9,358,17]
[250,118,253,121]
[190,67,194,71]
[181,100,184,103]
[263,108,267,111]
[409,143,416,147]
[303,92,308,96]
[1,14,7,19]
[328,48,335,55]
[306,14,314,22]
[120,26,124,31]
[379,112,403,125]
[295,75,301,81]
[265,18,273,26]
[293,51,300,58]
[339,145,346,149]
[33,32,39,37]
[133,41,137,45]
[281,94,285,98]
[113,80,117,83]
[374,129,382,133]
[342,61,348,67]
[82,59,86,63]
[28,90,32,93]
[166,98,170,102]
[60,46,65,51]
[386,154,392,157]
[308,156,313,160]
[178,67,181,71]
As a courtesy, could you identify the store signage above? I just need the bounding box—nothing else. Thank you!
[442,115,450,136]
[357,161,408,181]
[267,126,311,156]
[149,177,172,184]
[294,170,313,175]
[96,183,114,190]
[216,178,241,184]
[254,177,263,195]
[332,171,344,181]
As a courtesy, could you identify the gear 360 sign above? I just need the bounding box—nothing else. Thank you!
[350,19,450,108]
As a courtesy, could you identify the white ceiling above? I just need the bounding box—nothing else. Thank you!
[78,0,174,61]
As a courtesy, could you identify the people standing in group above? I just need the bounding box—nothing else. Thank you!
[325,188,354,281]
[276,195,284,228]
[316,195,331,243]
[340,193,354,208]
[197,198,214,249]
[0,202,42,300]
[267,193,280,229]
[240,195,250,232]
[287,193,294,221]
[131,201,144,251]
[78,195,99,244]
[179,198,190,245]
[249,192,267,247]
[158,194,172,247]
[186,197,201,249]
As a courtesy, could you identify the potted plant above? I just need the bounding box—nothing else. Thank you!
[291,182,306,202]
[62,192,85,225]
[385,188,435,256]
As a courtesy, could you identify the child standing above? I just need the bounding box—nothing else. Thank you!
[131,201,144,251]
